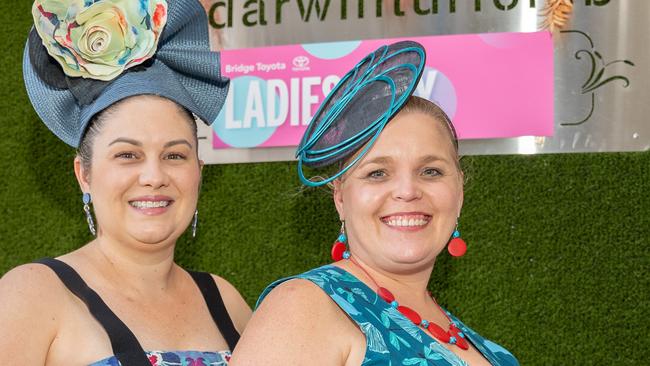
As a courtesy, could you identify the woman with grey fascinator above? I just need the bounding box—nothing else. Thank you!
[0,0,250,364]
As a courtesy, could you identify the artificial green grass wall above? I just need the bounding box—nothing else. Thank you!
[1,2,647,365]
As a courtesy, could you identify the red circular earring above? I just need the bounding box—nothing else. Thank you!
[331,222,348,261]
[448,227,467,257]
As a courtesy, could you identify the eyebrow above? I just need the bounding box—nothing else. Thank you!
[164,139,193,149]
[419,154,449,164]
[108,138,193,149]
[108,138,141,147]
[356,154,451,170]
[357,156,393,169]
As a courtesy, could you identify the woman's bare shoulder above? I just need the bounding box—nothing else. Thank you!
[258,278,341,317]
[230,278,359,366]
[0,263,67,362]
[0,262,69,303]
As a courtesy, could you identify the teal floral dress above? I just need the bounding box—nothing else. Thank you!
[258,265,519,366]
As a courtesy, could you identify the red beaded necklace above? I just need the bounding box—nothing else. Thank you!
[348,256,469,350]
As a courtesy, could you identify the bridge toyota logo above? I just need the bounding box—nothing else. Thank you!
[292,55,310,71]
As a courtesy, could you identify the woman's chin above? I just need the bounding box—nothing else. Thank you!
[127,227,179,247]
[383,246,441,268]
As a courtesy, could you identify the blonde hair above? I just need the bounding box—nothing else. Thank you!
[399,96,458,152]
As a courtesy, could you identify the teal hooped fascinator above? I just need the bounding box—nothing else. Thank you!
[23,0,229,147]
[296,41,426,187]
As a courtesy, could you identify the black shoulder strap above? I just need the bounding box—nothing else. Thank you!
[35,258,151,366]
[187,270,240,350]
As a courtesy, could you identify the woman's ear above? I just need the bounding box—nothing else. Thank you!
[332,179,345,221]
[74,156,90,193]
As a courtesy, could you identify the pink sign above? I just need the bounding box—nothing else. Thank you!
[212,32,553,149]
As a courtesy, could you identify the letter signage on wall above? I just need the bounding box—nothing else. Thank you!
[196,0,648,163]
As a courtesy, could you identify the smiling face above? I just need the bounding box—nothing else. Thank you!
[333,110,463,273]
[74,95,201,248]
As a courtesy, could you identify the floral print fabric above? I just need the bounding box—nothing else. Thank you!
[90,350,231,366]
[32,0,167,80]
[258,265,519,366]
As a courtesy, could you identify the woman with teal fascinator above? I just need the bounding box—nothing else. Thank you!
[0,0,251,365]
[231,42,519,365]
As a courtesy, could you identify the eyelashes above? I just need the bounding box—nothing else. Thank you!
[367,170,387,179]
[114,151,138,159]
[421,167,443,177]
[113,152,188,161]
[362,167,444,180]
[164,153,187,160]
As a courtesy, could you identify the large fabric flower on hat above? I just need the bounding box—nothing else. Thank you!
[32,0,167,81]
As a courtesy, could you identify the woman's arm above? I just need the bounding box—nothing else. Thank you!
[0,264,62,364]
[229,279,362,366]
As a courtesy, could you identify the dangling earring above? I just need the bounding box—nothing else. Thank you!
[82,193,96,236]
[192,209,198,238]
[448,222,467,257]
[331,221,350,261]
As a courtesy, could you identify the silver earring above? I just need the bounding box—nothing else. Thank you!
[82,193,96,236]
[192,209,198,238]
